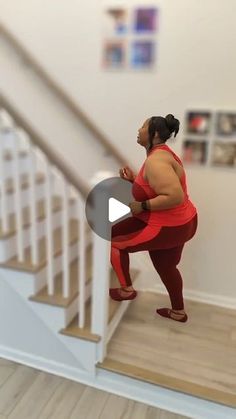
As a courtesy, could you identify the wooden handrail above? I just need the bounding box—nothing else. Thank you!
[0,22,128,167]
[0,92,89,198]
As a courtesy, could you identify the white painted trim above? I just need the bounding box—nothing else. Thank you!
[106,300,131,344]
[142,285,236,310]
[0,345,235,419]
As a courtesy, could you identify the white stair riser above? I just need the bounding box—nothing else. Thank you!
[0,181,46,217]
[0,203,77,262]
[30,280,92,331]
[0,238,91,299]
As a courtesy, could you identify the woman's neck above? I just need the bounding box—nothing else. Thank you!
[146,142,166,155]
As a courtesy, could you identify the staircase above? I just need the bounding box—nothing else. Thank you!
[0,100,139,376]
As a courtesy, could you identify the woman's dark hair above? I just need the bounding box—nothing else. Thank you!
[148,114,180,151]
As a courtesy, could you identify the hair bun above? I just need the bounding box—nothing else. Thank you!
[165,114,180,137]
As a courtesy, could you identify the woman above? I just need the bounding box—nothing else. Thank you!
[110,114,198,323]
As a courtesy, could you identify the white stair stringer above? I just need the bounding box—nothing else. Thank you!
[0,242,97,373]
[0,276,93,372]
[0,32,122,182]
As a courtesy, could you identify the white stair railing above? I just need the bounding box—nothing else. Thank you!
[0,104,114,363]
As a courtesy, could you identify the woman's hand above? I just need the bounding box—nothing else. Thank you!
[119,166,135,182]
[129,201,143,215]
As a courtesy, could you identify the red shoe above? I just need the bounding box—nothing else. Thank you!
[156,308,188,323]
[109,288,137,301]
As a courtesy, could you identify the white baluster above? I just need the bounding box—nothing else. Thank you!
[77,193,86,328]
[62,176,69,298]
[13,131,24,262]
[29,143,39,265]
[45,159,54,295]
[0,146,9,233]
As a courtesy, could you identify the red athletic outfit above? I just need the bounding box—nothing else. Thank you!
[110,144,197,310]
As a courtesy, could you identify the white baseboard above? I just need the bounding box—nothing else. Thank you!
[0,344,235,419]
[132,255,236,310]
[141,284,236,310]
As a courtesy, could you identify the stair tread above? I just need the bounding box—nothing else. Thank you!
[0,172,45,195]
[60,268,139,343]
[0,219,83,272]
[0,195,75,239]
[97,358,236,408]
[29,245,92,307]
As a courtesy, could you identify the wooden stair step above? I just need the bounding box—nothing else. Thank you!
[0,219,84,273]
[0,172,45,195]
[0,195,75,239]
[60,268,140,343]
[29,244,93,308]
[97,359,236,408]
[60,303,101,343]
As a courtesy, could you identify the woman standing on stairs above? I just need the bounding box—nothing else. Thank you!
[109,114,198,323]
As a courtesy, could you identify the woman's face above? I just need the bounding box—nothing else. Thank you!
[137,119,150,147]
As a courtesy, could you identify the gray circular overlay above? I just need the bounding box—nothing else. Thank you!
[85,177,148,241]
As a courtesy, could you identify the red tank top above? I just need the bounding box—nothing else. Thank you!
[132,144,197,227]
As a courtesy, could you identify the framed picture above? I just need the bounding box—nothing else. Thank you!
[130,41,155,69]
[134,8,158,33]
[104,8,128,35]
[186,111,212,135]
[182,140,208,165]
[211,142,236,167]
[103,40,126,69]
[216,112,236,136]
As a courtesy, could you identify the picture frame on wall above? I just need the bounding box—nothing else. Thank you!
[102,6,159,71]
[133,7,158,33]
[104,8,128,35]
[185,111,212,135]
[215,112,236,136]
[211,142,236,167]
[130,40,156,69]
[182,140,208,165]
[103,40,126,69]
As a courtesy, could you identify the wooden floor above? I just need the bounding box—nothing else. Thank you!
[100,292,236,408]
[0,359,188,419]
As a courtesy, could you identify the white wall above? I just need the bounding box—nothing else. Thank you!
[0,0,236,304]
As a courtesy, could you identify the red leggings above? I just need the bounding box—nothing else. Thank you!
[110,214,198,310]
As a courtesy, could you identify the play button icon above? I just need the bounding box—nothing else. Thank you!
[85,176,134,240]
[108,198,131,222]
[85,175,150,241]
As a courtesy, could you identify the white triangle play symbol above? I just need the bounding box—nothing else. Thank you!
[109,197,131,222]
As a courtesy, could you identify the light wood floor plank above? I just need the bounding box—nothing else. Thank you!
[0,365,38,416]
[0,359,188,419]
[0,365,15,388]
[0,359,17,369]
[8,371,62,419]
[38,379,85,419]
[70,386,109,419]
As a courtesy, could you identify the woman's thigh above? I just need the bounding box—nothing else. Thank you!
[113,214,198,252]
[111,216,147,239]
